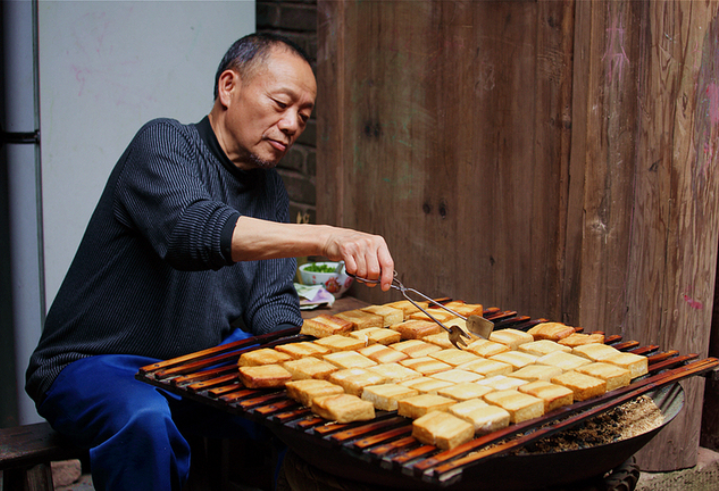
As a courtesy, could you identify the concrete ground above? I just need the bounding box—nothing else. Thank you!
[49,448,719,491]
[636,447,719,491]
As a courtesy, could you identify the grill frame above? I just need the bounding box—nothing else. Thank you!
[136,309,716,489]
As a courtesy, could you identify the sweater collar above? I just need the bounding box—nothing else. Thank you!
[195,116,260,180]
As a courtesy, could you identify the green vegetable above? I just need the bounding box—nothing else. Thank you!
[304,263,338,273]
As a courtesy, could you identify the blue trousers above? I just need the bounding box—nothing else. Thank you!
[37,331,280,491]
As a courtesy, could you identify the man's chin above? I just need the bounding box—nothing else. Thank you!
[249,153,279,170]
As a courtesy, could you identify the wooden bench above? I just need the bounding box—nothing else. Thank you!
[0,422,86,491]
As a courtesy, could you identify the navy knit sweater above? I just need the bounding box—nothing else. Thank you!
[26,117,302,403]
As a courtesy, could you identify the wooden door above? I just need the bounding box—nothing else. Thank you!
[317,0,719,471]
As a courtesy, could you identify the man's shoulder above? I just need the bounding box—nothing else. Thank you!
[137,117,198,137]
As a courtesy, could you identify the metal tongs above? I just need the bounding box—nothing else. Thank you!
[349,270,495,349]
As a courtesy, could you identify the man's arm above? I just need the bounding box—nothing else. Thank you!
[231,216,395,291]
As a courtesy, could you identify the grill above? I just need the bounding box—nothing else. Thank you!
[136,308,718,490]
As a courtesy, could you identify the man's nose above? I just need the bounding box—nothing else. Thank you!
[278,111,301,135]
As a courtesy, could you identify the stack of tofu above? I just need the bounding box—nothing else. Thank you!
[237,301,648,451]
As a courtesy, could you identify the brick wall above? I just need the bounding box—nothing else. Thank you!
[257,0,319,225]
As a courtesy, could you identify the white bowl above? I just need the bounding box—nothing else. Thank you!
[299,261,353,298]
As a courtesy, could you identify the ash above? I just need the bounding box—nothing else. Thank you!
[514,395,664,454]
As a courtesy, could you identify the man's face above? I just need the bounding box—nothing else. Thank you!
[223,48,317,170]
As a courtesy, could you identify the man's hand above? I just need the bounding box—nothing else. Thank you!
[231,217,395,291]
[322,229,394,291]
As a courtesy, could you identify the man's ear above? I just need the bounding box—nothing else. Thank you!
[217,69,240,108]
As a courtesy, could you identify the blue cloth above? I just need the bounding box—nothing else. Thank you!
[38,330,280,491]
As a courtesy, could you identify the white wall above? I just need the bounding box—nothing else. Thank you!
[39,0,255,305]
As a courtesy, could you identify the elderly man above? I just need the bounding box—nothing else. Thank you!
[26,33,393,491]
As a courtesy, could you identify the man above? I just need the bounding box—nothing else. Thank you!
[26,33,393,491]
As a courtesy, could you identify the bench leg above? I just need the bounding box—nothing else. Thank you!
[3,463,54,491]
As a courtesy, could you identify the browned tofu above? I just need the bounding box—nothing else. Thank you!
[572,343,621,362]
[551,371,606,401]
[483,390,544,424]
[391,339,443,358]
[536,351,592,371]
[527,322,575,342]
[238,364,292,389]
[488,328,534,350]
[448,399,510,434]
[358,343,408,364]
[438,383,493,402]
[489,351,538,370]
[412,411,475,450]
[238,348,292,367]
[285,379,344,407]
[366,362,422,384]
[359,305,404,327]
[390,320,443,340]
[349,327,402,346]
[311,394,375,423]
[299,314,354,338]
[282,357,338,380]
[518,381,574,412]
[361,384,419,411]
[465,339,510,358]
[400,357,452,376]
[398,394,456,419]
[558,333,605,348]
[275,341,331,359]
[334,309,384,330]
[458,358,513,378]
[576,362,631,391]
[429,349,482,367]
[323,351,377,370]
[327,368,386,397]
[602,352,648,379]
[510,364,563,382]
[518,340,572,357]
[383,300,430,319]
[313,335,366,352]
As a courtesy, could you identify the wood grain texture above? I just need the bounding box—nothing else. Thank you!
[317,0,719,471]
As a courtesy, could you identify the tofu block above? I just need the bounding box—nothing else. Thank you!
[398,394,457,419]
[311,393,376,423]
[438,382,493,402]
[448,399,511,434]
[421,332,456,349]
[527,322,576,341]
[323,351,377,370]
[429,349,482,367]
[275,341,331,359]
[558,332,605,348]
[361,384,419,411]
[314,335,366,352]
[465,339,510,358]
[238,364,292,389]
[412,411,475,450]
[489,328,534,350]
[349,327,401,346]
[477,375,528,391]
[367,362,422,383]
[328,368,386,397]
[391,320,443,340]
[400,377,455,394]
[458,358,513,378]
[602,352,648,379]
[511,364,563,382]
[489,351,538,370]
[409,309,458,323]
[536,351,592,371]
[383,300,429,319]
[300,314,354,338]
[360,305,404,327]
[334,309,384,330]
[572,343,621,362]
[449,401,510,435]
[518,381,574,412]
[400,356,452,376]
[575,362,631,391]
[518,340,572,357]
[551,371,606,401]
[442,301,485,318]
[282,357,338,380]
[285,379,344,407]
[358,343,408,364]
[483,390,544,424]
[430,368,483,384]
[238,348,292,367]
[391,339,443,358]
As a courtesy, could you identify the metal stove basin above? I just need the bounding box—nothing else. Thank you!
[273,382,684,491]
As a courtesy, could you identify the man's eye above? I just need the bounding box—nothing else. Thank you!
[275,100,287,109]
